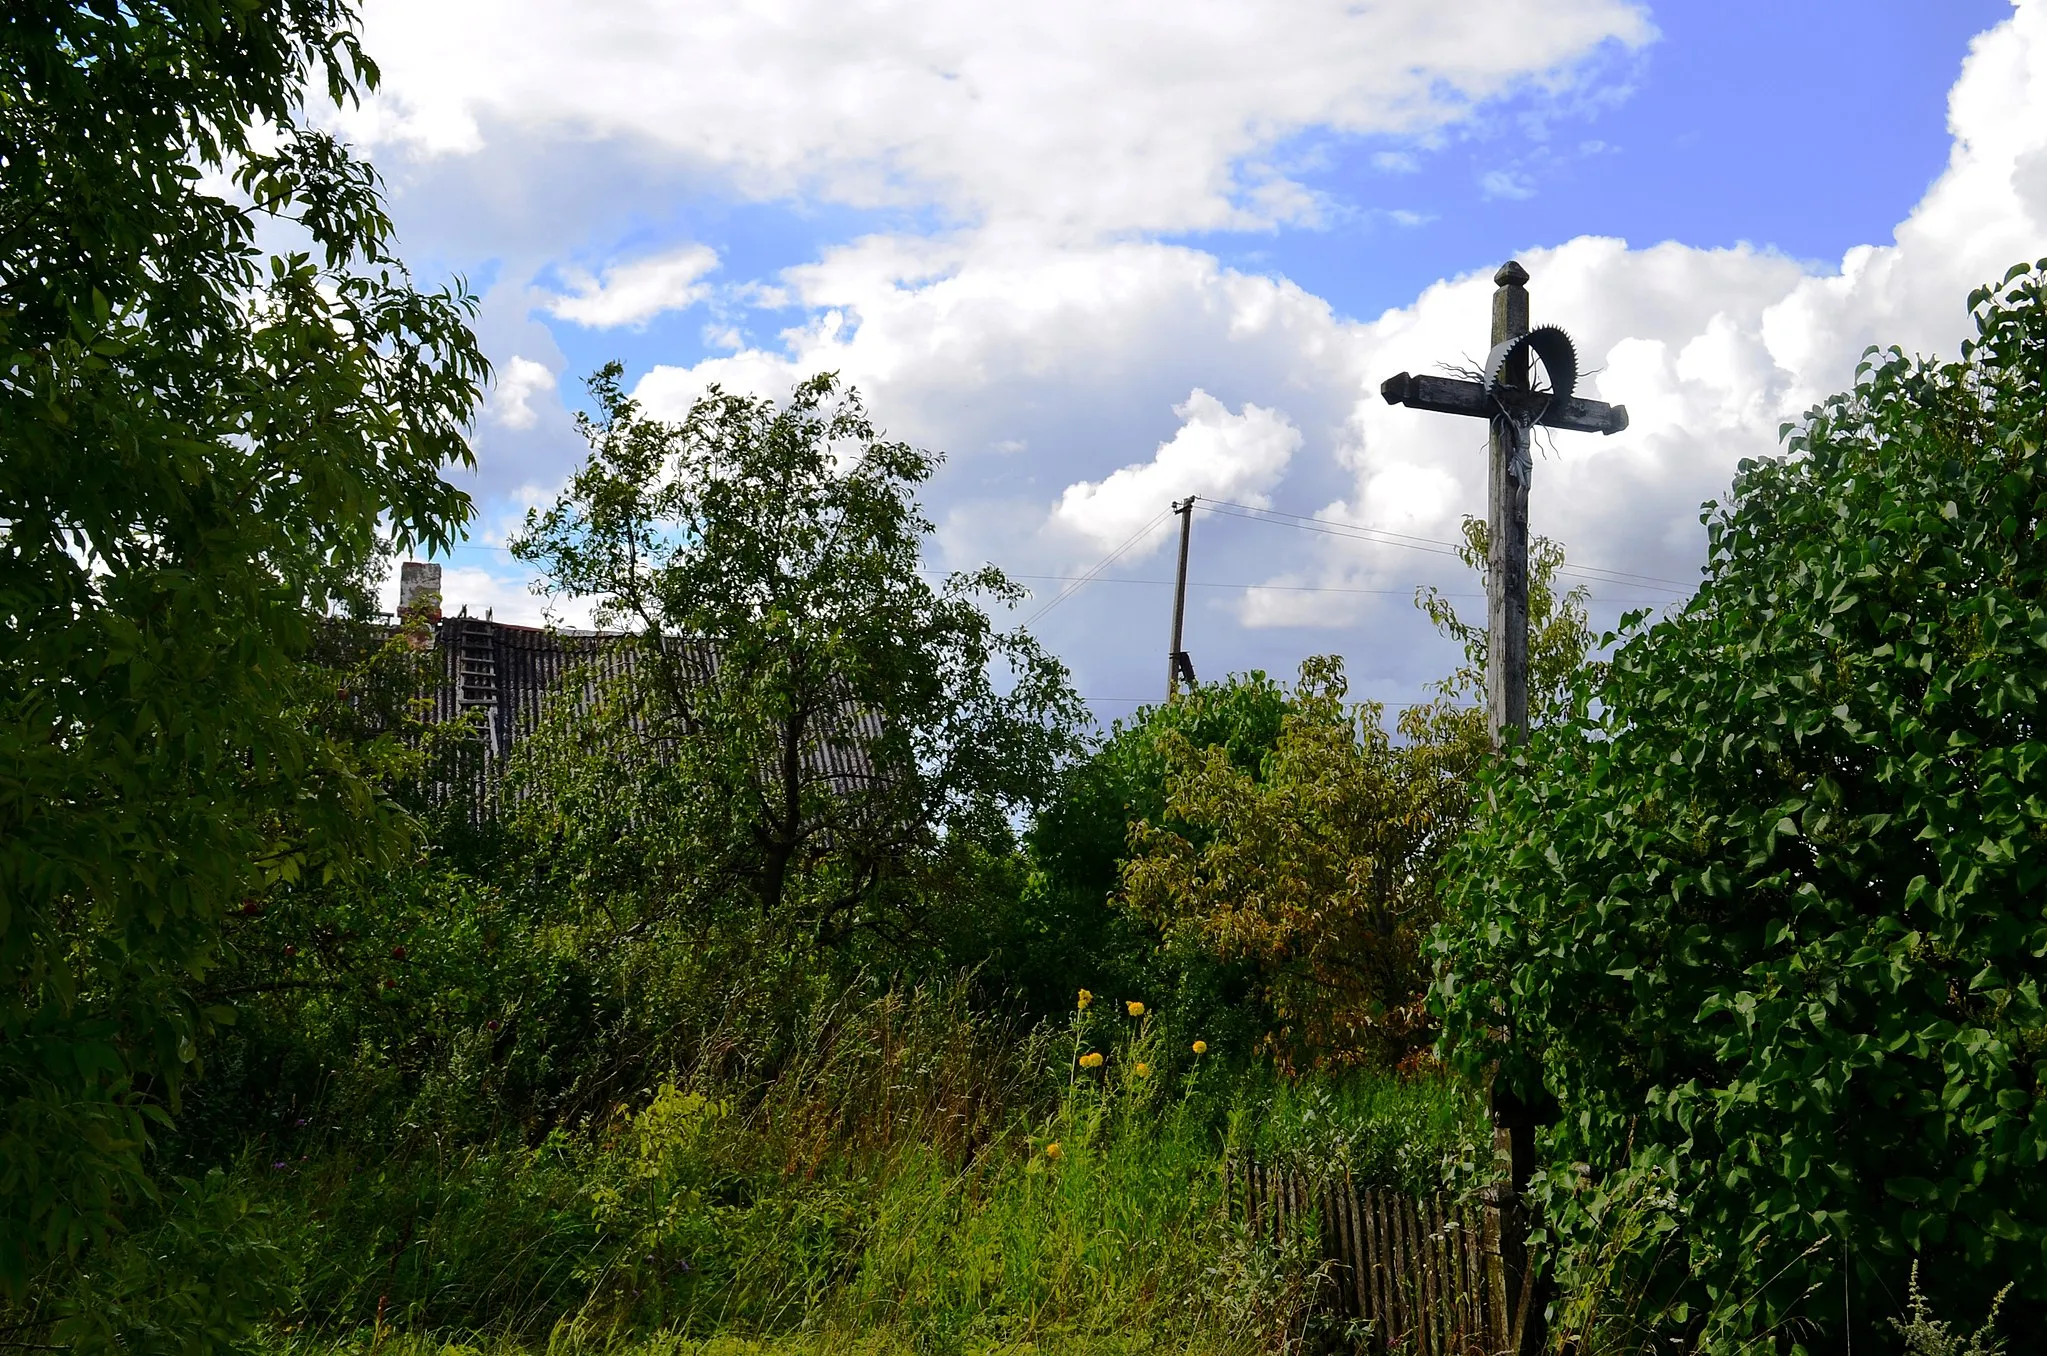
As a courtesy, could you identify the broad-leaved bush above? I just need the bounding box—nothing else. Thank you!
[0,0,484,1297]
[1436,261,2047,1341]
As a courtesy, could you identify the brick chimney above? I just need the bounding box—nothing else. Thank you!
[398,560,443,620]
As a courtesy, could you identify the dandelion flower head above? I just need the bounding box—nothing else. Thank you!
[1134,1062,1151,1078]
[1077,988,1093,1010]
[1191,1040,1208,1055]
[1126,1000,1145,1017]
[1045,1142,1063,1160]
[1079,1051,1104,1069]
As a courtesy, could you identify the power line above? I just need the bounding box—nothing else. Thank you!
[1013,574,1486,596]
[1022,508,1174,627]
[1072,694,1490,710]
[421,505,1691,599]
[1005,574,1672,602]
[1199,499,1694,590]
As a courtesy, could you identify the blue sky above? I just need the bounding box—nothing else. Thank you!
[1194,1,2009,318]
[344,0,2046,719]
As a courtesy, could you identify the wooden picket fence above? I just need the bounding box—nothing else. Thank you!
[1229,1160,1542,1355]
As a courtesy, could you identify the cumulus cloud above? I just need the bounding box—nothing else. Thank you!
[344,0,1651,236]
[1290,3,2047,633]
[629,234,1368,581]
[356,0,2047,706]
[1052,391,1300,553]
[485,355,558,430]
[546,244,719,328]
[618,3,2047,695]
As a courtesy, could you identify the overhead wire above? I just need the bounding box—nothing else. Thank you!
[423,497,1693,608]
[1020,507,1175,627]
[1006,574,1670,603]
[1198,498,1694,592]
[1009,573,1487,597]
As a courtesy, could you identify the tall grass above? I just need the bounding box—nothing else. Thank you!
[206,980,1477,1353]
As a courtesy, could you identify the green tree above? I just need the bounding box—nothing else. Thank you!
[987,673,1293,1025]
[0,1,485,1295]
[1117,520,1590,1069]
[1434,261,2047,1340]
[510,365,1084,952]
[1113,522,1588,1073]
[1122,658,1482,1068]
[1418,516,1597,726]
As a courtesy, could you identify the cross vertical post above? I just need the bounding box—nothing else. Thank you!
[1380,259,1628,739]
[1378,259,1629,1356]
[1488,261,1531,746]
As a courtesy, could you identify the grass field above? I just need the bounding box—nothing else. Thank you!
[216,994,1480,1354]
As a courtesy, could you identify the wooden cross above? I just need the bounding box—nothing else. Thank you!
[1379,260,1628,746]
[1382,264,1628,1351]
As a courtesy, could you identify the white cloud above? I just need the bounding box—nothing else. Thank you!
[615,2,2047,703]
[1479,169,1536,200]
[1321,236,1814,629]
[545,244,719,328]
[1306,1,2047,632]
[629,237,1365,565]
[345,0,1652,236]
[1052,391,1301,553]
[354,0,2047,707]
[486,355,558,430]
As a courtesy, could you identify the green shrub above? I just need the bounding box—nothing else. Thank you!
[1228,1067,1486,1194]
[1435,260,2047,1343]
[1,1167,288,1355]
[158,980,1460,1351]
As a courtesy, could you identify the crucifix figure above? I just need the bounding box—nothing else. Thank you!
[1379,260,1628,747]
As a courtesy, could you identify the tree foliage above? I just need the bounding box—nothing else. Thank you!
[0,0,486,1294]
[1121,522,1589,1069]
[1122,657,1482,1067]
[1435,261,2047,1339]
[1418,516,1596,726]
[510,365,1084,950]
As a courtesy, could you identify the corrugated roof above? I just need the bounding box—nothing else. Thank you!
[417,615,884,805]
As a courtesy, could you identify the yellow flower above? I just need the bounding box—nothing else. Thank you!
[1044,1142,1063,1160]
[1079,1051,1104,1069]
[1077,988,1093,1010]
[1125,1000,1145,1017]
[1191,1040,1208,1055]
[1134,1062,1151,1078]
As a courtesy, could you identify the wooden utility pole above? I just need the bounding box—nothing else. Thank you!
[1166,496,1196,700]
[1379,262,1629,1354]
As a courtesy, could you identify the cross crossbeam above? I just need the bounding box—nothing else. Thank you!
[1378,371,1629,436]
[1378,260,1627,749]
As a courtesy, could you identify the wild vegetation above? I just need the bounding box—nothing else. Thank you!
[0,0,485,1309]
[6,3,2047,1355]
[1437,262,2047,1345]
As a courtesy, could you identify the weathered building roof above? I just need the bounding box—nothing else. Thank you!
[398,565,883,796]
